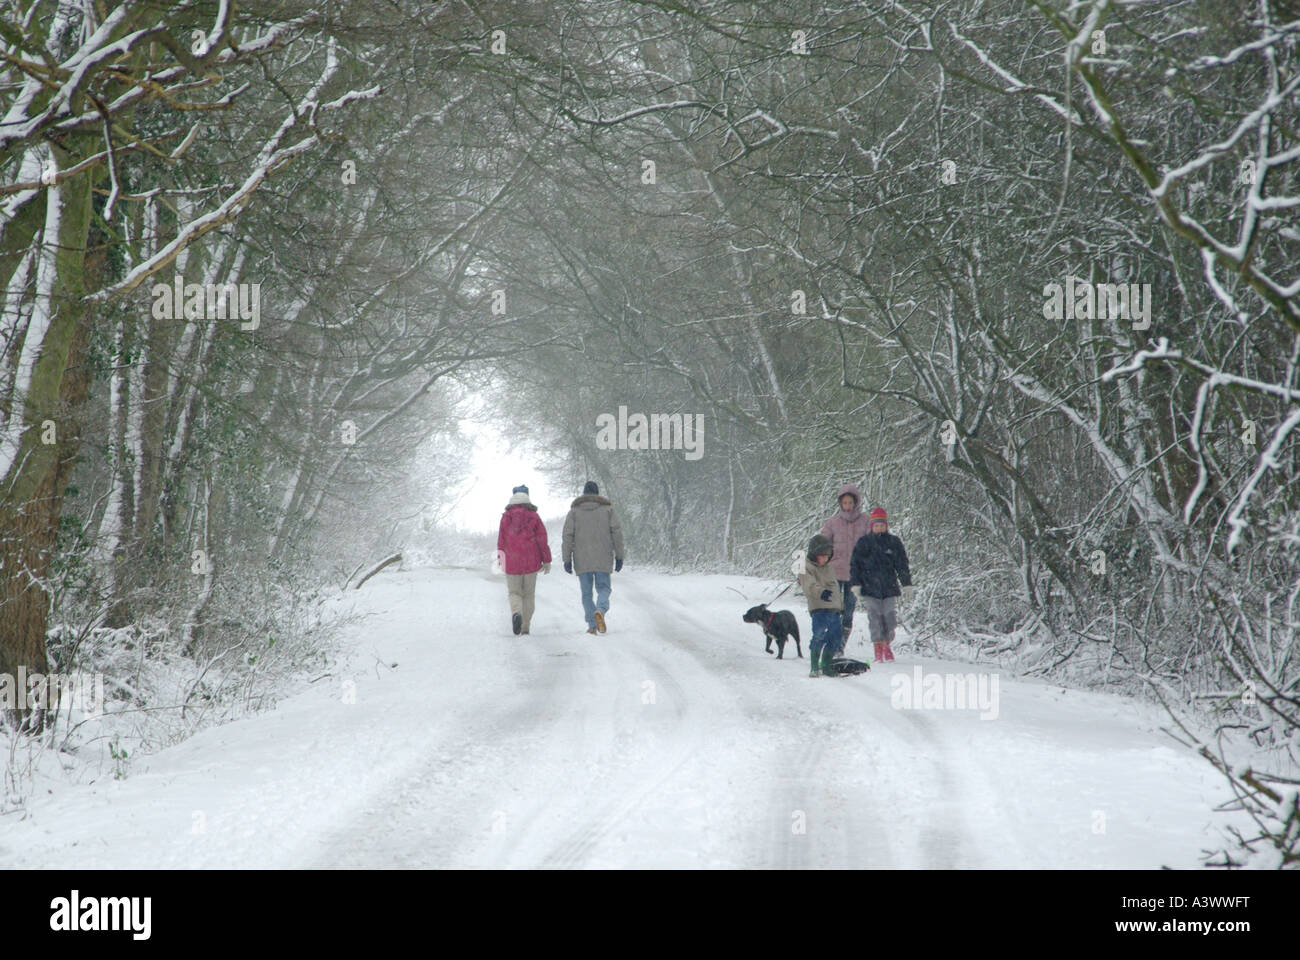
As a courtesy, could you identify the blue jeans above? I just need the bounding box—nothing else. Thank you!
[838,580,858,635]
[810,610,844,660]
[577,571,611,629]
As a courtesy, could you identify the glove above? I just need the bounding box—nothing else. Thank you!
[541,563,551,575]
[819,589,833,602]
[563,561,573,575]
[614,557,623,572]
[850,585,862,599]
[901,584,915,601]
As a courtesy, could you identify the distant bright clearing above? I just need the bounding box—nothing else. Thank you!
[449,418,572,533]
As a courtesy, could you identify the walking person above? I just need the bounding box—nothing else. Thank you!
[820,482,873,651]
[497,484,551,635]
[849,506,913,662]
[798,534,843,678]
[561,481,625,635]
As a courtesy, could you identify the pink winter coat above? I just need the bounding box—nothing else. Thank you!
[498,501,552,575]
[819,482,873,582]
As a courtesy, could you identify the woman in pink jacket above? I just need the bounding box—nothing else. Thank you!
[819,482,873,648]
[497,484,551,635]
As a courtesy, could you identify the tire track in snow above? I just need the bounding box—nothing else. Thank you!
[618,581,883,868]
[301,571,1011,868]
[833,664,1033,868]
[638,584,985,868]
[301,585,588,867]
[535,646,694,867]
[521,595,762,867]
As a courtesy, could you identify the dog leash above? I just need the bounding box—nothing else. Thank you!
[767,580,795,605]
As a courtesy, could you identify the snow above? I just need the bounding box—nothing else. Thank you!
[0,565,1245,868]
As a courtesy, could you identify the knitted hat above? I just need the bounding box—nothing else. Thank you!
[512,484,529,495]
[869,507,888,524]
[582,480,599,495]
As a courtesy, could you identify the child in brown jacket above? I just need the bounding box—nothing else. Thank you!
[798,534,843,677]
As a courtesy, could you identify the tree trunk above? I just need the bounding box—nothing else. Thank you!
[0,141,94,730]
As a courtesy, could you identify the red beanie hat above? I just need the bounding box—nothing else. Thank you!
[869,507,887,523]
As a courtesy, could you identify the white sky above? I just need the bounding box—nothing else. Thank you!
[448,417,572,532]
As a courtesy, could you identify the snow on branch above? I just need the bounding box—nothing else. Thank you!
[0,6,314,157]
[85,39,380,305]
[1103,338,1300,546]
[947,22,1083,125]
[353,553,402,591]
[1226,407,1300,553]
[1102,337,1300,403]
[1187,20,1300,70]
[1151,73,1300,200]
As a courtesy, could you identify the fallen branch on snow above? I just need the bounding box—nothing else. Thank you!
[354,553,402,590]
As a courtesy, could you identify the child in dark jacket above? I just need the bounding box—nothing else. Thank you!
[798,534,843,677]
[849,506,912,662]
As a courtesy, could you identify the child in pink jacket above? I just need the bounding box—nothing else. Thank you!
[819,482,873,645]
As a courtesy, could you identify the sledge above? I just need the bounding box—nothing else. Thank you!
[825,657,870,677]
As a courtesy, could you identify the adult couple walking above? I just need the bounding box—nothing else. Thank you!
[496,481,625,636]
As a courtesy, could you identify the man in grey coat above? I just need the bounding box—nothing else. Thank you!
[562,481,625,634]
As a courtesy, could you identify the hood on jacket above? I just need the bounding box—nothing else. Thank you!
[507,492,536,508]
[807,533,834,561]
[835,483,863,516]
[570,494,612,508]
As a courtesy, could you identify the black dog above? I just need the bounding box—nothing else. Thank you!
[742,604,802,659]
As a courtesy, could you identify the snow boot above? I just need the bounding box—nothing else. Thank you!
[586,627,598,635]
[821,647,837,677]
[594,610,606,634]
[872,642,883,663]
[809,652,822,678]
[512,613,522,636]
[882,642,895,662]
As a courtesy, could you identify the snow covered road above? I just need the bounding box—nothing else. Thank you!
[1,567,1235,869]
